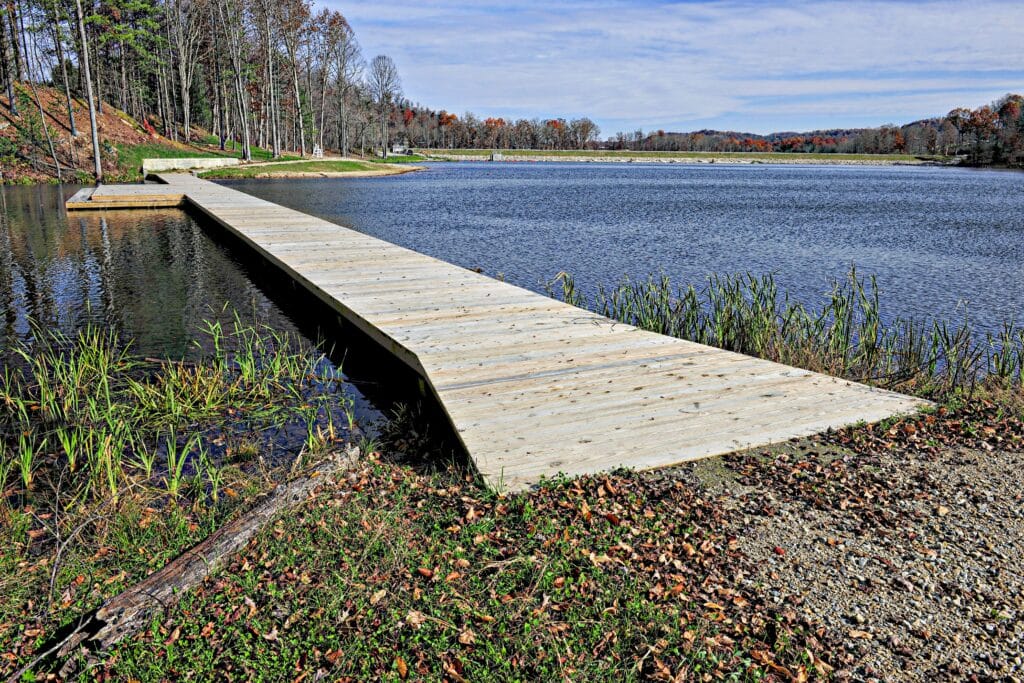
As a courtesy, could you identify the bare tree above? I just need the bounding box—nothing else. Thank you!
[333,20,361,155]
[167,0,204,141]
[252,0,281,156]
[214,0,251,160]
[311,9,344,152]
[279,0,309,156]
[73,0,101,179]
[366,54,399,158]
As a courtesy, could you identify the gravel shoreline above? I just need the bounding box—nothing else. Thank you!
[674,405,1024,681]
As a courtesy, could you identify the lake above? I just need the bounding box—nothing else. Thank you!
[2,162,1023,372]
[224,162,1024,337]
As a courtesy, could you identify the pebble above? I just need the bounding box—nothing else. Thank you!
[723,441,1024,682]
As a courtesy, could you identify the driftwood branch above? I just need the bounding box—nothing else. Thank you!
[24,448,357,678]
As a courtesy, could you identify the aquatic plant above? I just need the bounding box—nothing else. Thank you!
[548,269,1024,401]
[0,314,357,513]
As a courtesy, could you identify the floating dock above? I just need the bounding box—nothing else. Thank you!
[68,174,927,490]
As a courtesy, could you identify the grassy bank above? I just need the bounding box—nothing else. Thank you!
[199,159,422,179]
[67,461,824,681]
[0,315,360,678]
[420,149,936,163]
[111,142,302,182]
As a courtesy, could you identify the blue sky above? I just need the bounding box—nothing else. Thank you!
[325,0,1024,136]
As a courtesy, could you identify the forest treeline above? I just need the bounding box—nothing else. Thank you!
[603,94,1024,166]
[2,0,1022,182]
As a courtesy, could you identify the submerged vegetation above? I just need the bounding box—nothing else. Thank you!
[0,316,354,509]
[548,269,1024,402]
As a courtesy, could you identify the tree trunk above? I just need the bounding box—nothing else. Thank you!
[291,64,305,156]
[5,0,23,81]
[1,12,17,116]
[51,21,78,137]
[92,29,103,115]
[74,0,101,181]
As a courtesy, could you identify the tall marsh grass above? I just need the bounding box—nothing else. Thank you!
[0,315,355,512]
[548,269,1024,400]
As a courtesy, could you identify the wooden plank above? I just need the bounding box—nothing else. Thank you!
[67,174,929,491]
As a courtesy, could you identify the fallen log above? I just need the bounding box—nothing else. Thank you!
[18,447,358,680]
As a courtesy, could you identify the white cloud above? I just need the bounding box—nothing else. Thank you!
[323,0,1024,133]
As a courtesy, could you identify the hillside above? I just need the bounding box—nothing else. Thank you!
[0,84,245,184]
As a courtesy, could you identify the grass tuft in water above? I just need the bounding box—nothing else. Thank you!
[548,268,1024,402]
[0,314,356,509]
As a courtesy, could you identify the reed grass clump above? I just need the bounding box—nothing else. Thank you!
[548,269,1024,401]
[0,314,356,513]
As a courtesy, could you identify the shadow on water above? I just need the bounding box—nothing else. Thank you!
[0,184,471,476]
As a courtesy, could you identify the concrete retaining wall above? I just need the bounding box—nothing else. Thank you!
[142,157,240,175]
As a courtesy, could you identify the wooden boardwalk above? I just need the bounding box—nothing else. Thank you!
[68,175,927,490]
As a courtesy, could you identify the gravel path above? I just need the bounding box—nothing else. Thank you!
[674,405,1024,681]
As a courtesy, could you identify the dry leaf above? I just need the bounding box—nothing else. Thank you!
[406,610,427,628]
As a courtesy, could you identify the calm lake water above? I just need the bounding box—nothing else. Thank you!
[225,162,1024,336]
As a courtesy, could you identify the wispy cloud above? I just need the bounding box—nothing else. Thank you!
[324,0,1024,134]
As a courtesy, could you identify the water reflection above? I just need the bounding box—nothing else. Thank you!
[1,186,298,358]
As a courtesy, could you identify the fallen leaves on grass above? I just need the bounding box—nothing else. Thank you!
[104,461,828,681]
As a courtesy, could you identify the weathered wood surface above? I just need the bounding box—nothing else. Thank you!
[66,183,185,209]
[67,174,928,490]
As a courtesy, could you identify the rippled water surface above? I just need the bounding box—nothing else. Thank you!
[225,162,1024,335]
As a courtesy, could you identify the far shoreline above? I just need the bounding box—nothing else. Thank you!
[421,149,955,167]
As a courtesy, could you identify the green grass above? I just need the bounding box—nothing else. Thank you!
[114,138,301,180]
[194,134,301,162]
[421,148,931,162]
[0,314,359,679]
[111,142,225,180]
[199,159,404,178]
[94,462,815,681]
[368,154,425,164]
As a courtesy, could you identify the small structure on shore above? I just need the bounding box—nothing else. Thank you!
[140,157,239,176]
[490,151,503,161]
